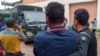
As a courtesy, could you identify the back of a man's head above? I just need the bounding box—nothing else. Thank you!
[46,2,65,24]
[5,19,16,28]
[74,8,89,26]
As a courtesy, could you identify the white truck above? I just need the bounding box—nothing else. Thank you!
[20,11,46,44]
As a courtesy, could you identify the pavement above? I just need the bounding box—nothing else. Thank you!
[21,42,33,56]
[21,32,100,56]
[97,32,100,56]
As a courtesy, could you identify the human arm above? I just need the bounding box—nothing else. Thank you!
[15,24,27,42]
[33,34,46,56]
[69,34,90,56]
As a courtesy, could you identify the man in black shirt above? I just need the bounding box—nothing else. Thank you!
[70,9,97,56]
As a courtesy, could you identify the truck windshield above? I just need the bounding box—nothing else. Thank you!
[23,11,46,23]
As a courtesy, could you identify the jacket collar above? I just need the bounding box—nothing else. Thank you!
[78,27,89,33]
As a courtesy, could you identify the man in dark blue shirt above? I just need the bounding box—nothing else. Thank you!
[33,2,79,56]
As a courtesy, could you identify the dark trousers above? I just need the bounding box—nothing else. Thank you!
[5,52,23,56]
[92,29,96,35]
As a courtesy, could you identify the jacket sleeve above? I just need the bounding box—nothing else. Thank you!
[69,34,90,56]
[33,36,39,56]
[33,34,46,56]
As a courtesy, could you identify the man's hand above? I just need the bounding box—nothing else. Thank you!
[15,24,28,42]
[15,24,22,32]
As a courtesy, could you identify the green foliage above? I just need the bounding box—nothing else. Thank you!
[96,29,100,32]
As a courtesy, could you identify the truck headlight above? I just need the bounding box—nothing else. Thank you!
[26,31,34,37]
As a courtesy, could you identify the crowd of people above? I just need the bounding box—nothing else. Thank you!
[0,2,97,56]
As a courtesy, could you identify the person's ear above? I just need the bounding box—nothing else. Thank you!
[74,19,78,25]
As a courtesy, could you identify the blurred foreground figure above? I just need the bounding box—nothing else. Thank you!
[34,2,79,56]
[0,19,27,56]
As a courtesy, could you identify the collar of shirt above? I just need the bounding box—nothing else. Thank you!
[49,26,65,29]
[6,28,14,31]
[48,26,66,32]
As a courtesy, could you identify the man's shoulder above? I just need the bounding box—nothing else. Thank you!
[65,30,79,37]
[79,30,93,41]
[79,29,93,37]
[35,30,79,39]
[34,31,50,42]
[0,30,20,35]
[36,30,78,36]
[11,31,22,35]
[68,31,79,40]
[35,31,48,38]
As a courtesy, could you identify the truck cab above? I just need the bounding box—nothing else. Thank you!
[20,11,46,44]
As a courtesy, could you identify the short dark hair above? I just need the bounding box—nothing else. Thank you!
[5,19,16,28]
[74,8,89,26]
[46,2,65,24]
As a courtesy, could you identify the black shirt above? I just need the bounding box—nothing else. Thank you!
[70,27,97,56]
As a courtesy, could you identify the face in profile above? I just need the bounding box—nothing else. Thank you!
[73,18,78,28]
